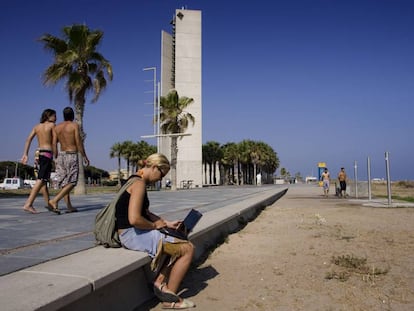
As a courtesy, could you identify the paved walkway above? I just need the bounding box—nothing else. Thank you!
[0,185,287,276]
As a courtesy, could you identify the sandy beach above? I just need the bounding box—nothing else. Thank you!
[139,184,414,311]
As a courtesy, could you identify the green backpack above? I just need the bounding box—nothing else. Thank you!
[94,175,140,248]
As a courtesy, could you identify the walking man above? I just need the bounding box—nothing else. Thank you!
[321,168,330,197]
[48,107,89,214]
[338,167,347,198]
[21,109,57,214]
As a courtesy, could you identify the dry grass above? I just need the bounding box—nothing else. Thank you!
[371,181,414,202]
[326,254,389,282]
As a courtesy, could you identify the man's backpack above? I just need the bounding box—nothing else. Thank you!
[94,175,140,248]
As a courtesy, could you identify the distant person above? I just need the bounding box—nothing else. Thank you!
[47,107,89,214]
[256,172,262,185]
[338,167,347,198]
[115,153,195,309]
[21,109,57,214]
[321,168,330,197]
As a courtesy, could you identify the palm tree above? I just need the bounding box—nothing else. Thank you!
[159,89,195,191]
[202,141,222,185]
[219,140,279,185]
[120,141,134,178]
[202,144,211,185]
[39,24,113,194]
[220,142,239,185]
[110,142,123,187]
[260,143,279,183]
[129,141,157,173]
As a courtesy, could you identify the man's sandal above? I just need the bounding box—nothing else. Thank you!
[154,283,180,303]
[44,205,61,215]
[162,299,195,309]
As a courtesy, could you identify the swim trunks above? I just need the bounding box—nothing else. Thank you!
[35,149,53,181]
[55,151,79,188]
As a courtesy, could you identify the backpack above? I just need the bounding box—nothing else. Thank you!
[94,175,140,248]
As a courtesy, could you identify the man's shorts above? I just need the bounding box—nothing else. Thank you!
[55,152,79,188]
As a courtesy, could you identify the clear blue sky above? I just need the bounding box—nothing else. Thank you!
[1,0,413,180]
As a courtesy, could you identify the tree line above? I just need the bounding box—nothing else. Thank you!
[110,139,280,187]
[203,140,279,186]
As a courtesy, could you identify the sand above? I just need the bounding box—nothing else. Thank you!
[139,185,414,311]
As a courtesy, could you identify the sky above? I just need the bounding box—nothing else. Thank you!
[1,0,413,181]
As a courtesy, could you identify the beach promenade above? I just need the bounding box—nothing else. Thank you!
[0,184,287,310]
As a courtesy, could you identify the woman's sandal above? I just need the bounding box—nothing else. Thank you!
[154,283,180,303]
[162,298,195,309]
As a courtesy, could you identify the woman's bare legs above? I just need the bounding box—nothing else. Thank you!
[153,242,195,308]
[40,183,50,207]
[23,180,48,213]
[166,242,194,293]
[154,242,194,291]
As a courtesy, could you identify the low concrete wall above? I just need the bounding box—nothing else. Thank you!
[0,188,287,311]
[347,181,369,198]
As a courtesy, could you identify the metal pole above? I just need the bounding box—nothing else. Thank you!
[157,82,161,153]
[14,161,18,177]
[354,161,358,199]
[385,151,392,206]
[153,70,156,137]
[367,157,372,201]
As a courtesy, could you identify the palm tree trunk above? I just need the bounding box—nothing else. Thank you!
[74,97,87,195]
[213,161,217,184]
[117,156,121,187]
[204,162,207,185]
[208,162,212,184]
[253,163,257,185]
[74,154,87,195]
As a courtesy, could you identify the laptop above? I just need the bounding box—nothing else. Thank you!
[159,209,203,240]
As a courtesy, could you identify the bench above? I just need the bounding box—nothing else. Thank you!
[180,180,193,189]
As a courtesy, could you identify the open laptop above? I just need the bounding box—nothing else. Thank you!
[159,209,203,240]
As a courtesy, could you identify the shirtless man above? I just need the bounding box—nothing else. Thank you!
[338,167,347,198]
[48,107,89,213]
[321,168,330,197]
[21,109,57,214]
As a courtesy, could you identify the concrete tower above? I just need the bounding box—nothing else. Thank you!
[160,9,202,188]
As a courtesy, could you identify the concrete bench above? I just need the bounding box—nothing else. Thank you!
[0,247,153,311]
[0,187,287,311]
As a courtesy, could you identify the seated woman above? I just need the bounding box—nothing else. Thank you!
[115,153,195,309]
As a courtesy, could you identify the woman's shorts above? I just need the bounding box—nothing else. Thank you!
[119,227,175,258]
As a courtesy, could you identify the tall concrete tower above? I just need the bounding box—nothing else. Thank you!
[160,9,202,188]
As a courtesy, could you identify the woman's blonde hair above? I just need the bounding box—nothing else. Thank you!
[137,153,170,173]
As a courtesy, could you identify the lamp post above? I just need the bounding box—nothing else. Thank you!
[157,81,161,152]
[354,161,358,199]
[385,151,392,206]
